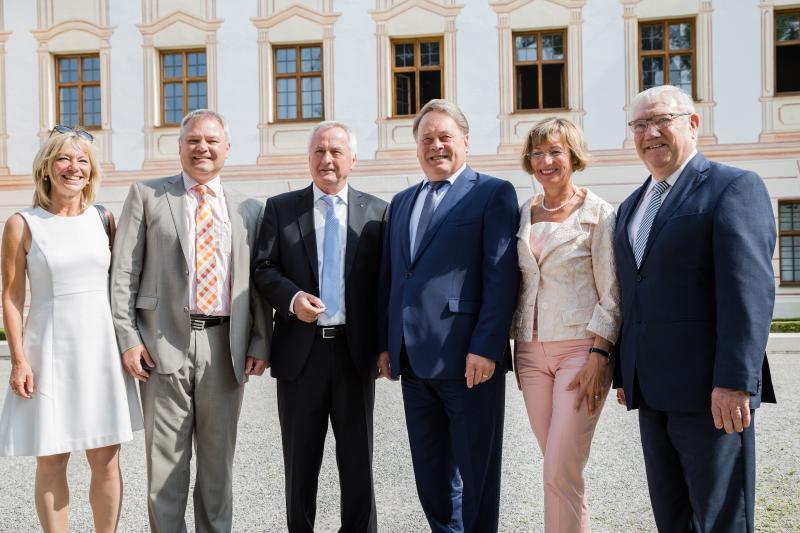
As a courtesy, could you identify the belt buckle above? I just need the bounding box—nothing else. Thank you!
[321,327,336,339]
[191,318,206,331]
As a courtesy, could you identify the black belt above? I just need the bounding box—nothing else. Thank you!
[190,314,230,331]
[316,325,345,339]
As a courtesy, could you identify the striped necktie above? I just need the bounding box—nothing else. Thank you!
[633,180,670,268]
[194,184,219,314]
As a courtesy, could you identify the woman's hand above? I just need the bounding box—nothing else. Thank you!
[566,352,612,415]
[9,358,34,399]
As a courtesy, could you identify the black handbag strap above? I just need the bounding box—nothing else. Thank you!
[94,204,115,250]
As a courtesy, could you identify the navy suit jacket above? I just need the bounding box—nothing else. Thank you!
[378,166,519,379]
[613,152,777,412]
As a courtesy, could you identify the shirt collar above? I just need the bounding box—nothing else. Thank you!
[183,172,222,196]
[313,182,349,206]
[424,163,467,190]
[649,149,698,192]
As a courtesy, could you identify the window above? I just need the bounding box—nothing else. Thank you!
[513,30,567,111]
[776,10,800,94]
[391,37,443,117]
[55,54,101,128]
[160,50,207,126]
[639,19,695,98]
[273,44,323,122]
[779,200,800,285]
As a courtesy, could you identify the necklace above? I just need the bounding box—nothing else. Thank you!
[540,189,577,212]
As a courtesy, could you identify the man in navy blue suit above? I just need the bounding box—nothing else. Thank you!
[614,85,776,532]
[377,99,519,533]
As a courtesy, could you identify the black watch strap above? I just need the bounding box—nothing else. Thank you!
[589,347,612,359]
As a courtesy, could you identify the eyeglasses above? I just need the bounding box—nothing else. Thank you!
[528,149,567,160]
[49,125,94,143]
[628,113,690,135]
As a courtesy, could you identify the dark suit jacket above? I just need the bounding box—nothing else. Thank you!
[378,166,519,379]
[613,152,777,412]
[252,184,388,381]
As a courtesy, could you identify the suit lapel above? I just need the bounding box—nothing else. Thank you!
[164,174,191,269]
[296,185,319,281]
[345,187,367,280]
[639,153,709,267]
[224,186,247,287]
[618,180,648,269]
[397,182,423,269]
[413,166,477,263]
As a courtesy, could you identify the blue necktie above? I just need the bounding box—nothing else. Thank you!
[320,195,341,317]
[413,180,448,258]
[633,180,670,267]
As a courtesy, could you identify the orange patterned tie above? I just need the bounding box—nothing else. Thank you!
[194,184,218,314]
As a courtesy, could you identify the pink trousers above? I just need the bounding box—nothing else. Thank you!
[516,337,604,533]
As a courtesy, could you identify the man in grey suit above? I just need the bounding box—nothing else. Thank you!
[111,109,270,532]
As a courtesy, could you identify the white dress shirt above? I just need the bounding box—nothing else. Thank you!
[289,183,348,326]
[182,172,232,316]
[408,163,466,257]
[627,150,697,247]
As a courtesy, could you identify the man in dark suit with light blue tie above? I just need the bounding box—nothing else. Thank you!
[252,121,387,532]
[377,99,519,533]
[613,85,776,532]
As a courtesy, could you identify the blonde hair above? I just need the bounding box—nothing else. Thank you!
[520,117,589,175]
[32,133,101,210]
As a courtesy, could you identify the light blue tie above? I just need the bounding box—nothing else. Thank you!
[633,180,670,267]
[320,195,341,317]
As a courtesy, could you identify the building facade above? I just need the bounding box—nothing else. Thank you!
[0,0,799,318]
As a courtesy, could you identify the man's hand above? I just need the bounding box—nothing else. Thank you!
[616,388,626,406]
[711,386,751,433]
[292,292,326,323]
[465,353,496,389]
[245,356,268,376]
[121,344,155,382]
[376,351,396,381]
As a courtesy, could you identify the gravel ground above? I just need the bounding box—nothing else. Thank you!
[0,354,797,532]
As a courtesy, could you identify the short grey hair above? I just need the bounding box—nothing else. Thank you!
[631,85,696,115]
[308,121,358,156]
[179,109,231,142]
[412,99,469,139]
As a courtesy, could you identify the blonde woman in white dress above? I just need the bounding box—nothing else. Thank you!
[0,127,142,533]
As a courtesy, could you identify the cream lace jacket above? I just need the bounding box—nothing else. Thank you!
[510,189,622,344]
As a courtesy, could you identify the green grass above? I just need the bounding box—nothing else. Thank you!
[0,327,4,341]
[771,319,800,333]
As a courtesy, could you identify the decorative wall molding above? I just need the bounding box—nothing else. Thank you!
[492,0,586,154]
[252,3,341,164]
[619,0,716,148]
[31,12,116,170]
[370,0,464,158]
[137,8,222,167]
[759,0,800,142]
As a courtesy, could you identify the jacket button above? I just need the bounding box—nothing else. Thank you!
[636,274,643,282]
[405,272,412,278]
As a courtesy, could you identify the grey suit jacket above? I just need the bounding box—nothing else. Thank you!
[110,174,270,384]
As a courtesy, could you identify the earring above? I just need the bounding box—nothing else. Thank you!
[44,176,49,181]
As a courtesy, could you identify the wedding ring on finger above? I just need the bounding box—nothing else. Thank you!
[593,394,601,400]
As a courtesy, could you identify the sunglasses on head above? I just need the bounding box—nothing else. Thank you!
[50,124,94,143]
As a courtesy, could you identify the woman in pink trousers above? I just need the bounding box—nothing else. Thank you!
[510,117,621,532]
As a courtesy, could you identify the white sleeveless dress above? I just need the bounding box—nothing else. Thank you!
[0,206,143,456]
